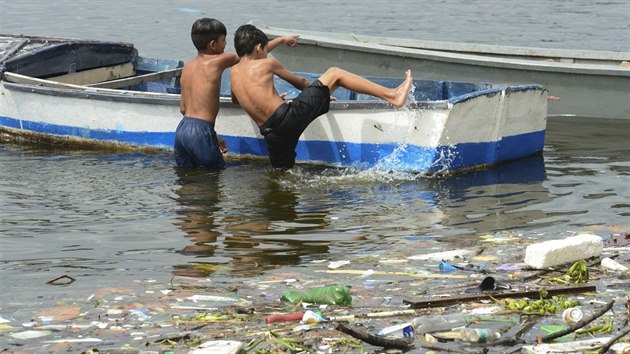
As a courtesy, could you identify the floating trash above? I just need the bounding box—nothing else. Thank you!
[10,330,52,340]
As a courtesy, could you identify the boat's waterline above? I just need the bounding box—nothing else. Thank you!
[0,113,545,174]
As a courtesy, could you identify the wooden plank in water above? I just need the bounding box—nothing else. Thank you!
[403,284,596,309]
[49,62,135,85]
[89,67,182,89]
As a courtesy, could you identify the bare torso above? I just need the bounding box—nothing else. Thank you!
[229,58,287,127]
[179,53,237,123]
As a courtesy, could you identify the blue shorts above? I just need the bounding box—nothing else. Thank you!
[259,80,331,168]
[174,117,225,169]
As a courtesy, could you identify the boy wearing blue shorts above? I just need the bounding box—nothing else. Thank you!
[175,18,298,168]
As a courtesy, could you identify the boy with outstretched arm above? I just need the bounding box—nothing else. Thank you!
[175,18,298,169]
[229,24,412,169]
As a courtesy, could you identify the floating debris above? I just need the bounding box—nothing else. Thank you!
[1,230,627,353]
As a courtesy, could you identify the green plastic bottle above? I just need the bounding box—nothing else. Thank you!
[281,285,352,305]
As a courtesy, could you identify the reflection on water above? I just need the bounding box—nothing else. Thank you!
[171,168,332,278]
[428,155,551,234]
[169,154,551,279]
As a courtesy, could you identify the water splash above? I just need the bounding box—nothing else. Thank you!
[430,145,459,175]
[276,83,467,185]
[273,164,422,189]
[370,84,432,173]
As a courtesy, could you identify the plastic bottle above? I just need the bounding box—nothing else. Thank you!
[562,307,583,323]
[301,310,326,324]
[281,285,352,305]
[377,322,415,338]
[458,328,501,343]
[411,314,473,334]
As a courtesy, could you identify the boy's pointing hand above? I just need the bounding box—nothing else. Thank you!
[284,35,299,48]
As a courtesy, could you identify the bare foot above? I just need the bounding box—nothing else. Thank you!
[387,70,413,108]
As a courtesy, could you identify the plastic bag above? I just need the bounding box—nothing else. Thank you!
[281,285,352,305]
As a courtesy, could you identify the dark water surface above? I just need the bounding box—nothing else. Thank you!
[1,117,629,326]
[0,0,629,349]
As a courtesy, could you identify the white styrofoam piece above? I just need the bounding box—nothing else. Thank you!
[189,340,244,354]
[524,234,603,269]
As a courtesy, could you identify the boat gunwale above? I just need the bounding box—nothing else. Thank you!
[263,28,630,77]
[1,76,455,110]
[261,26,630,61]
[2,69,545,111]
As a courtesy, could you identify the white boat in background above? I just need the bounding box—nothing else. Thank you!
[261,25,630,120]
[0,34,547,174]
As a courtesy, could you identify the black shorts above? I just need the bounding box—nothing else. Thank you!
[259,80,331,168]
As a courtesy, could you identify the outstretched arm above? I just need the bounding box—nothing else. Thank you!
[267,35,299,52]
[218,52,240,68]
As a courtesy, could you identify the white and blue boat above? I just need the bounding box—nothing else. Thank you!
[0,34,547,174]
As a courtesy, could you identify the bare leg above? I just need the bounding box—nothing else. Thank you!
[318,67,413,108]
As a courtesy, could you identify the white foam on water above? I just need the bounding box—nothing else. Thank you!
[276,165,421,190]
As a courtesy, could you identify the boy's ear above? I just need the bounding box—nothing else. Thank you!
[207,40,217,51]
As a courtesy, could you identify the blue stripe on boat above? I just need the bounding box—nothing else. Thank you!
[287,130,543,172]
[0,115,174,148]
[0,115,543,172]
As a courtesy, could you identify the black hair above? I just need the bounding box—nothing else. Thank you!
[191,18,227,51]
[234,24,268,57]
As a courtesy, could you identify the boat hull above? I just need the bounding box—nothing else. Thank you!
[0,80,546,173]
[264,28,630,120]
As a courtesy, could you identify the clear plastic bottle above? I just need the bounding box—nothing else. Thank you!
[411,315,472,334]
[458,328,501,343]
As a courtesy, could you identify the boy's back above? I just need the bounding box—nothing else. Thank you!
[179,46,237,123]
[230,57,296,126]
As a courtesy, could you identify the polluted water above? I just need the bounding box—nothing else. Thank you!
[1,217,628,353]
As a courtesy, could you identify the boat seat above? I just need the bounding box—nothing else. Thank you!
[91,67,182,90]
[441,81,493,99]
[48,62,136,85]
[126,57,184,93]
